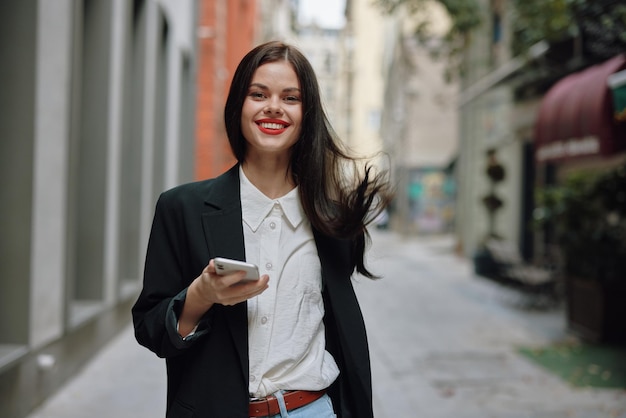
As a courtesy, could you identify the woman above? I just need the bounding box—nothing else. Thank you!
[132,41,392,418]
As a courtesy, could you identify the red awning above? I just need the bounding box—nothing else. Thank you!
[534,54,626,163]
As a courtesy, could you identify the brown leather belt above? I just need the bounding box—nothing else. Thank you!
[249,390,326,417]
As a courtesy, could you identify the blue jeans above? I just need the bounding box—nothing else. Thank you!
[265,391,336,418]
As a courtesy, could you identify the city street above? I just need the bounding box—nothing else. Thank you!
[28,230,626,418]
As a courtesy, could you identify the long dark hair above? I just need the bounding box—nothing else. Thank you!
[224,41,393,278]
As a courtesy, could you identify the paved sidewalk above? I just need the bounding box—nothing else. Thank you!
[28,231,626,418]
[27,324,167,418]
[358,231,626,418]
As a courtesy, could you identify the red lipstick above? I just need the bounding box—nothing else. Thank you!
[255,118,290,135]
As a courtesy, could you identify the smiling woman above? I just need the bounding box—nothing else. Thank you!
[132,41,393,418]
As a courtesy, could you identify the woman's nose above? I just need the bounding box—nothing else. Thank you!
[264,97,283,115]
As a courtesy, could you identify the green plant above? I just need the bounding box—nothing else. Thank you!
[511,0,626,59]
[510,0,579,56]
[482,148,506,237]
[534,164,626,282]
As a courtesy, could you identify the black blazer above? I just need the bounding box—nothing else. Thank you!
[132,165,373,418]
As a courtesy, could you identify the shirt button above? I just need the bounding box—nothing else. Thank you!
[250,375,256,382]
[269,221,276,229]
[261,316,268,324]
[265,262,272,270]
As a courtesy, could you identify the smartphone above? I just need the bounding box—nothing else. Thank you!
[213,257,260,282]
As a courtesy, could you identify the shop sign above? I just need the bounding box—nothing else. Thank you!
[536,136,601,162]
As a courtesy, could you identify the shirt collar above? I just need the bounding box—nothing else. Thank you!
[240,167,304,232]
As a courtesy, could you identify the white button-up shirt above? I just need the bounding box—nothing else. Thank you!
[240,168,339,398]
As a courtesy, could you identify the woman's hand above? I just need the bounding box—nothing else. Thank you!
[178,260,269,337]
[193,259,269,306]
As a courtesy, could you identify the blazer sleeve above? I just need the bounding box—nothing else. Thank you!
[131,190,214,358]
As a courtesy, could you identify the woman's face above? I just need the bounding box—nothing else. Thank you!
[241,61,302,160]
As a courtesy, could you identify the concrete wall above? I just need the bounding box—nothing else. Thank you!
[455,0,527,256]
[457,87,524,253]
[0,0,198,416]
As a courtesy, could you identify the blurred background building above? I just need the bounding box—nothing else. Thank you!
[451,0,625,344]
[378,1,458,235]
[0,1,200,416]
[195,0,262,179]
[453,0,626,260]
[2,0,625,416]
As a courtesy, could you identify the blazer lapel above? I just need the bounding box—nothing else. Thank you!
[201,165,249,385]
[201,164,245,260]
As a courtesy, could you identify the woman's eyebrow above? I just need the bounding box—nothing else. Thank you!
[249,82,268,90]
[248,83,300,93]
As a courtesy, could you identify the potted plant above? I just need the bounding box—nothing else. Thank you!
[534,163,626,343]
[473,149,506,277]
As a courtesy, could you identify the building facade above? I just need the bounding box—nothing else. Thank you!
[0,1,198,416]
[195,0,261,180]
[378,2,459,234]
[454,0,531,257]
[455,0,626,262]
[342,0,387,158]
[296,24,346,134]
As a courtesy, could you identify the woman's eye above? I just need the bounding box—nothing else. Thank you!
[284,95,301,102]
[249,91,265,99]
